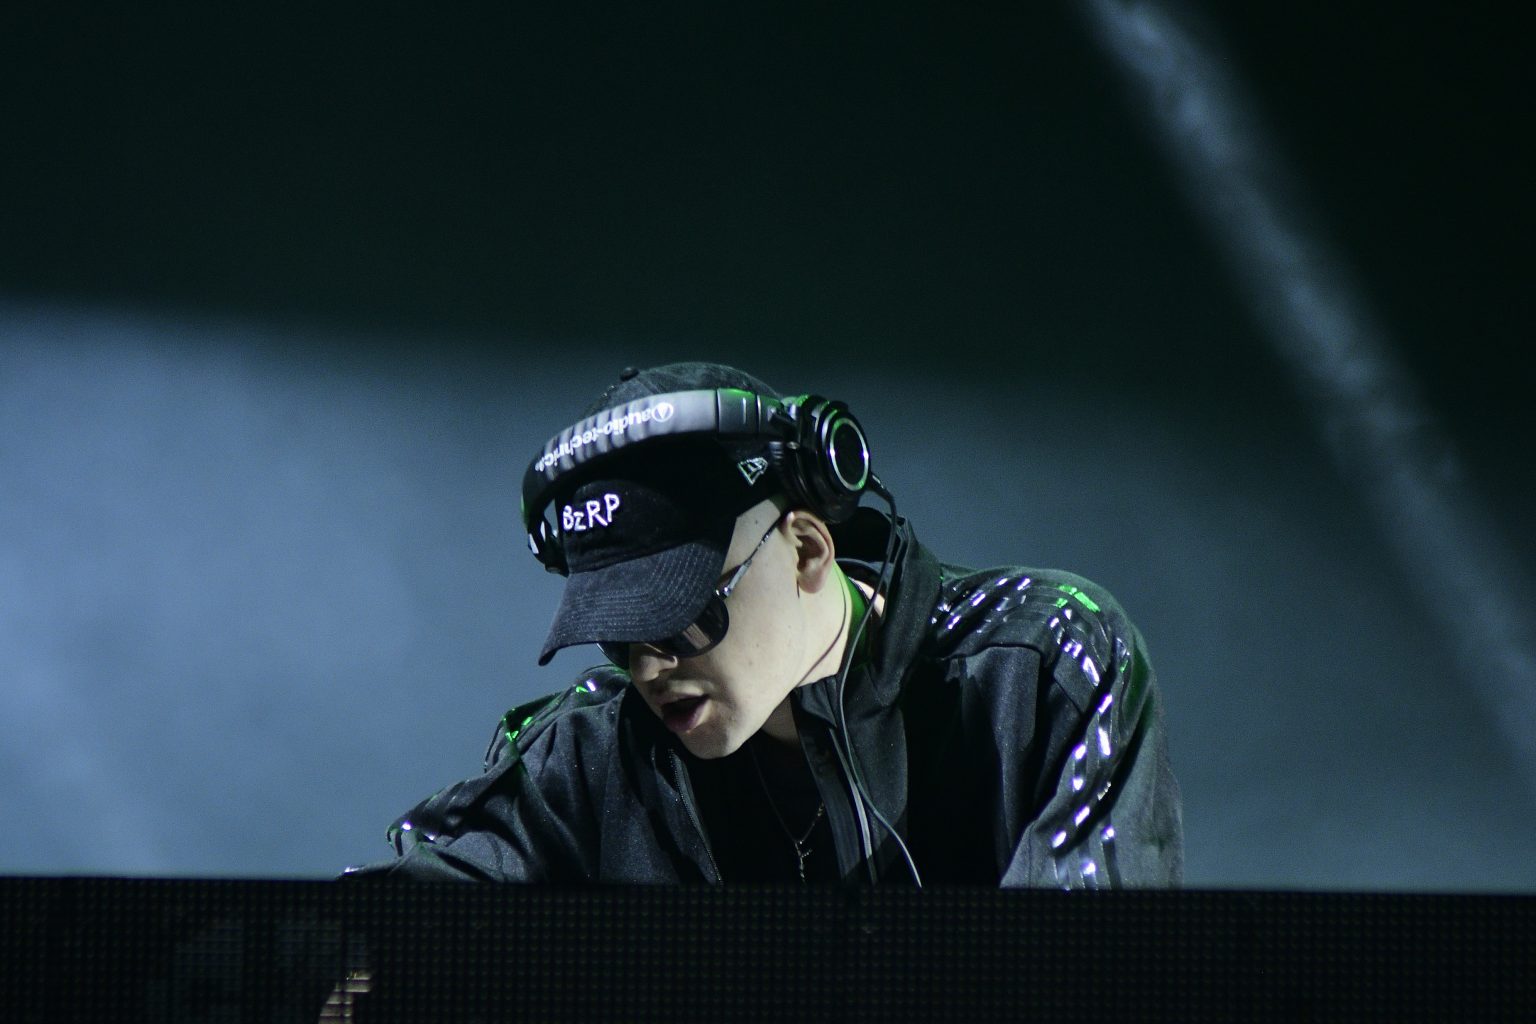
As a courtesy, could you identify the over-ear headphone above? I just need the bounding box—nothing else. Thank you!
[521,388,872,575]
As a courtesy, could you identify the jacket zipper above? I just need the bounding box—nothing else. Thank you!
[668,748,722,883]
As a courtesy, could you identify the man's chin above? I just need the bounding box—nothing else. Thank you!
[678,727,746,761]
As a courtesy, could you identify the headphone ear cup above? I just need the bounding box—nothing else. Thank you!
[771,396,871,523]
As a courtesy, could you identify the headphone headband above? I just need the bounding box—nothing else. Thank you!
[522,387,872,573]
[522,389,785,524]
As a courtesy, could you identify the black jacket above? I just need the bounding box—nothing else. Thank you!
[352,511,1183,887]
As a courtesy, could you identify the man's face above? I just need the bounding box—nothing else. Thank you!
[624,500,817,759]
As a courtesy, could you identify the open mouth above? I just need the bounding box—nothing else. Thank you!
[660,695,707,734]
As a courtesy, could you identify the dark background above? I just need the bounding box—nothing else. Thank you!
[2,2,1531,887]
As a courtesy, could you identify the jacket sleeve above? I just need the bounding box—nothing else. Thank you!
[343,673,625,883]
[998,578,1184,888]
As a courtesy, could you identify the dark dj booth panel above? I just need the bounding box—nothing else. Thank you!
[3,879,1532,1023]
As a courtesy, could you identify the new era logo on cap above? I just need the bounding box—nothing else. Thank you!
[737,456,769,486]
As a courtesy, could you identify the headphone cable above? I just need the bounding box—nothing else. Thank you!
[833,474,924,888]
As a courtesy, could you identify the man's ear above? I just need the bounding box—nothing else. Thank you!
[787,510,837,594]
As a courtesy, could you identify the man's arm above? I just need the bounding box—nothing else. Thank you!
[1000,581,1184,888]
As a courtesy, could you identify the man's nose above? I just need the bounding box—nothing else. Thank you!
[627,645,678,684]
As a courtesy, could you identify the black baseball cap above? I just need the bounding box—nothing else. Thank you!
[536,363,783,665]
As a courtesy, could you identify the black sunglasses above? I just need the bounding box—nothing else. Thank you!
[599,512,785,668]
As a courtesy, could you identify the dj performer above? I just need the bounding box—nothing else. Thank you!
[351,362,1183,886]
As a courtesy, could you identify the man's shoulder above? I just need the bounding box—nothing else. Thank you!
[924,561,1138,663]
[483,665,632,770]
[911,561,1155,732]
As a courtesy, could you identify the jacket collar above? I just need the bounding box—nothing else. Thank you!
[792,509,942,878]
[807,507,942,713]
